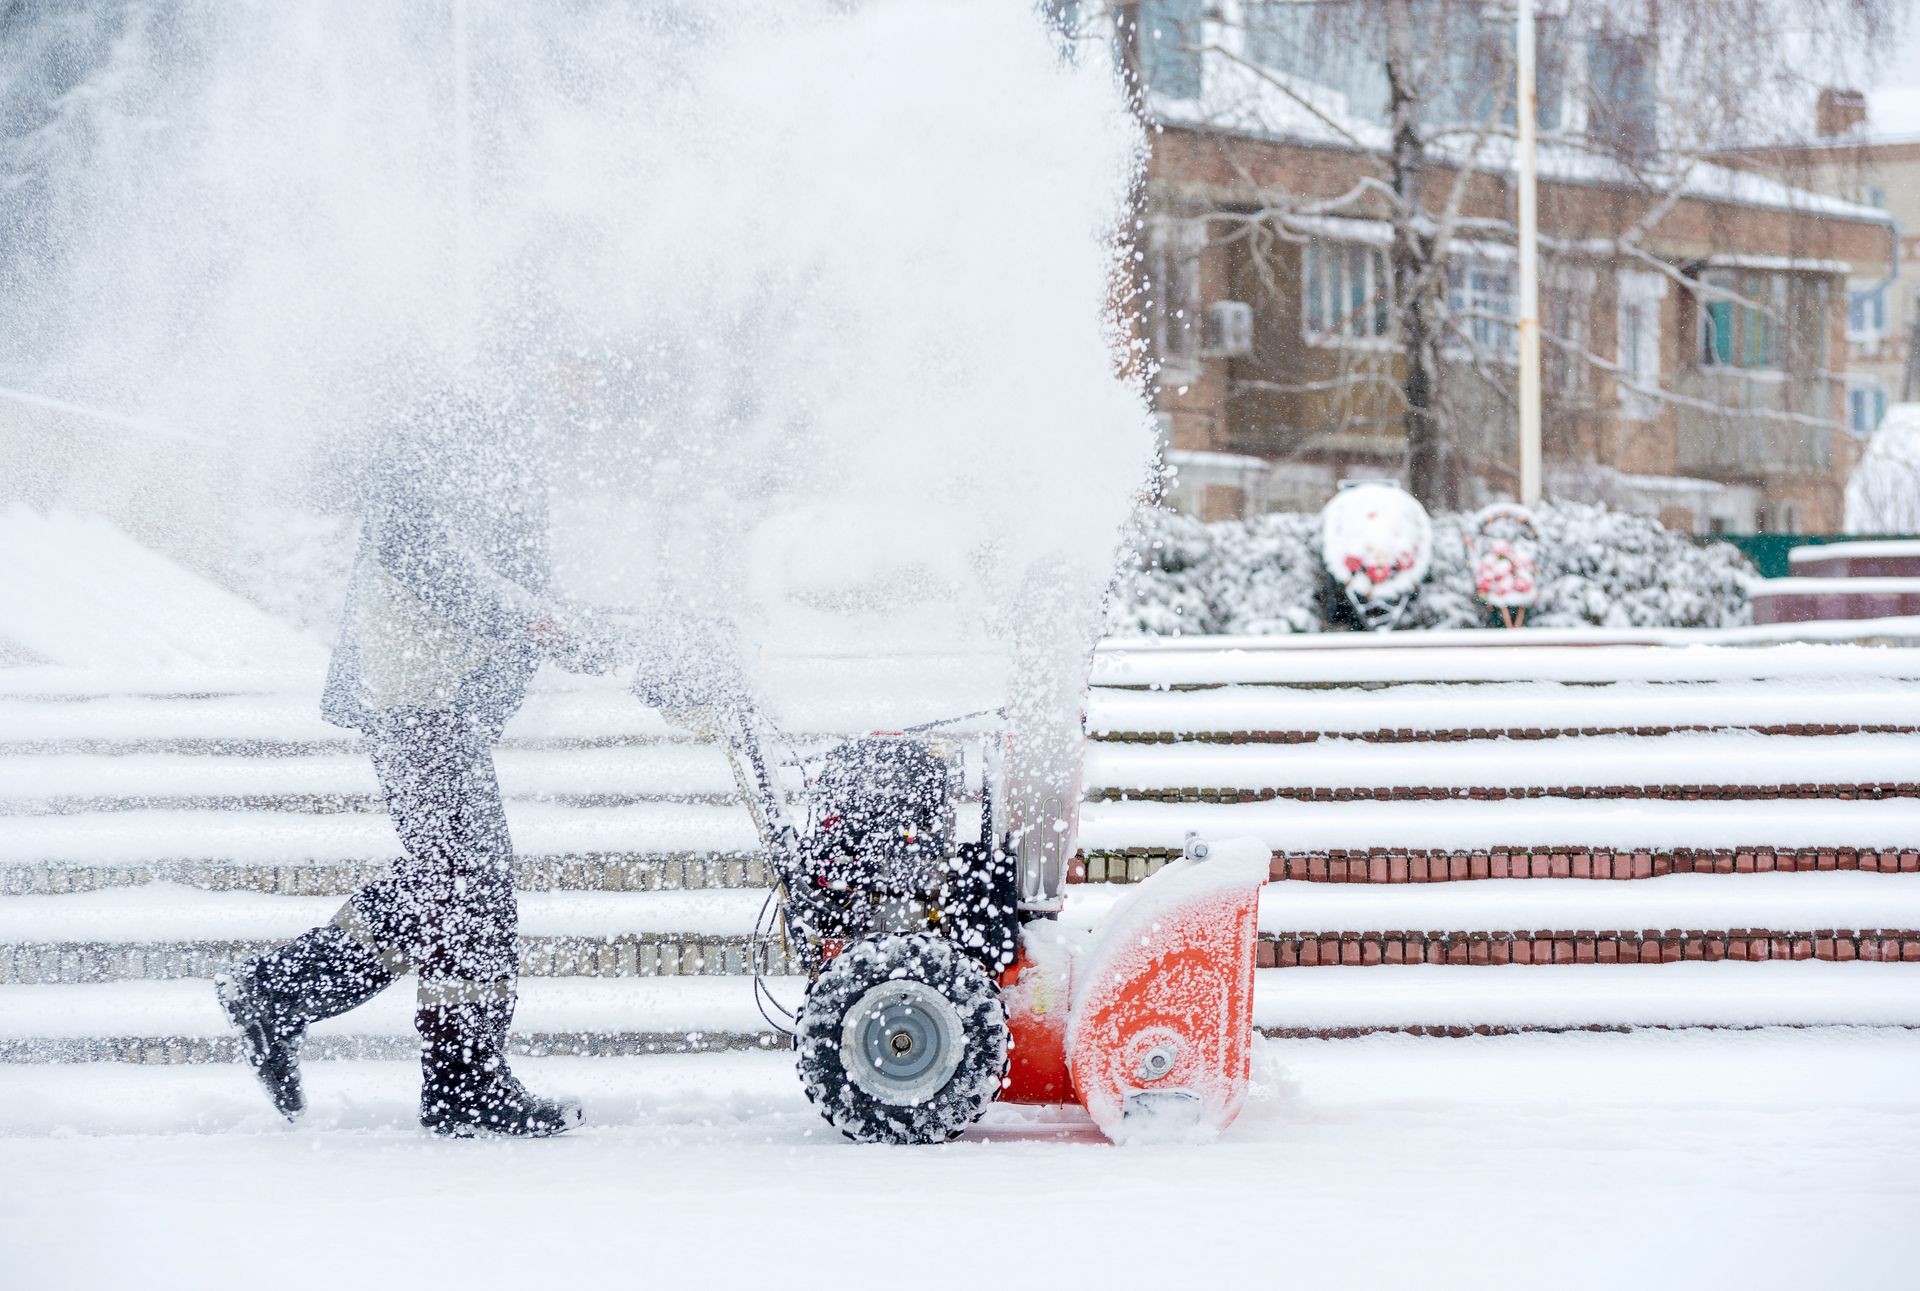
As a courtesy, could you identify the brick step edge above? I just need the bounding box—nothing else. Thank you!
[0,853,773,897]
[1258,929,1920,967]
[1092,724,1919,745]
[0,1031,791,1065]
[3,791,742,817]
[1258,1022,1920,1040]
[0,934,799,985]
[1090,783,1920,805]
[1078,847,1920,884]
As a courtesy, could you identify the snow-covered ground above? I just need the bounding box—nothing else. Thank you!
[2,1031,1915,1289]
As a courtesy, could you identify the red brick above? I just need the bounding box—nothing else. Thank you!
[1448,856,1469,881]
[1597,940,1619,964]
[1447,940,1470,965]
[1257,942,1278,969]
[1468,854,1489,880]
[1904,941,1920,963]
[1817,851,1838,872]
[1424,942,1446,965]
[1735,851,1756,873]
[1574,940,1596,964]
[1298,939,1321,967]
[1511,939,1534,965]
[1489,851,1511,878]
[1631,853,1654,879]
[1367,856,1389,883]
[1791,938,1814,961]
[1361,939,1383,966]
[1813,938,1836,960]
[1754,849,1777,873]
[1639,940,1663,964]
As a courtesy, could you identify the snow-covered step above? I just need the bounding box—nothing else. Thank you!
[8,964,1916,1060]
[1087,678,1920,740]
[0,802,764,867]
[1085,731,1920,800]
[1078,796,1920,856]
[0,689,682,752]
[0,975,802,1061]
[0,885,787,983]
[0,745,755,813]
[1253,962,1920,1034]
[1091,642,1920,689]
[0,884,771,944]
[1059,872,1920,937]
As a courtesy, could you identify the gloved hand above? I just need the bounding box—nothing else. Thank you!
[525,605,627,675]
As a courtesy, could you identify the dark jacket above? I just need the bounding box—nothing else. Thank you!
[322,391,555,741]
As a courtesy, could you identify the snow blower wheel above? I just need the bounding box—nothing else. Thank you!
[796,932,1008,1145]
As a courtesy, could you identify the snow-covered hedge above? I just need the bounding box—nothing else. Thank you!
[1109,501,1756,635]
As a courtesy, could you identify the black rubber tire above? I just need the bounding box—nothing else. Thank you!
[796,933,1008,1145]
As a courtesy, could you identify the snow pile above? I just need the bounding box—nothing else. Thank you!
[0,506,326,670]
[1112,501,1755,634]
[1845,403,1920,533]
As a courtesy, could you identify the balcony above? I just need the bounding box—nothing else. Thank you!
[1672,370,1835,479]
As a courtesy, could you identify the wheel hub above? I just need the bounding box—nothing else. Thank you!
[840,980,965,1107]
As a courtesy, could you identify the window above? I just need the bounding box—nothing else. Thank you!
[1148,218,1204,370]
[1849,281,1888,341]
[1139,0,1203,100]
[1699,270,1832,373]
[1700,271,1786,371]
[1848,379,1889,436]
[1447,258,1517,358]
[1303,239,1392,344]
[1244,1,1389,122]
[1617,271,1665,419]
[1586,30,1657,156]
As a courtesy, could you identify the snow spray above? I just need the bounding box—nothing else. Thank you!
[0,1,1151,759]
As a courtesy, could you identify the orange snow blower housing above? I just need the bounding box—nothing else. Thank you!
[693,696,1269,1146]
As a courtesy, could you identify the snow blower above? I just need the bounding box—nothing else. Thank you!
[669,692,1269,1146]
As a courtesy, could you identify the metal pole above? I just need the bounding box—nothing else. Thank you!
[451,0,476,366]
[1516,0,1542,505]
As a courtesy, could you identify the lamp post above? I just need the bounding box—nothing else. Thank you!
[452,0,476,365]
[1516,0,1542,505]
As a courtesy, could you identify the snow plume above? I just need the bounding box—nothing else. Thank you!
[1845,404,1920,533]
[1113,502,1756,634]
[0,1,1151,718]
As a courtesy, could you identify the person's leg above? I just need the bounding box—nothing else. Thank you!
[216,871,415,1120]
[371,710,578,1136]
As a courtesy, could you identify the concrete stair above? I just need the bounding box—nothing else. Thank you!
[3,640,1919,1063]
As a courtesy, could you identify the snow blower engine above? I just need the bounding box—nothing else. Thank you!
[665,695,1269,1146]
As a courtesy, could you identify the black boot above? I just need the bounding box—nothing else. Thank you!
[418,993,582,1138]
[217,924,396,1121]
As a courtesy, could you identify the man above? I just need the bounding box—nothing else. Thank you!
[217,379,632,1137]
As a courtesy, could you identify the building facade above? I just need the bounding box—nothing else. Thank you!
[1125,3,1896,534]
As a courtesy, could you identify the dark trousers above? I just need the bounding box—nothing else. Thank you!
[334,708,520,1010]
